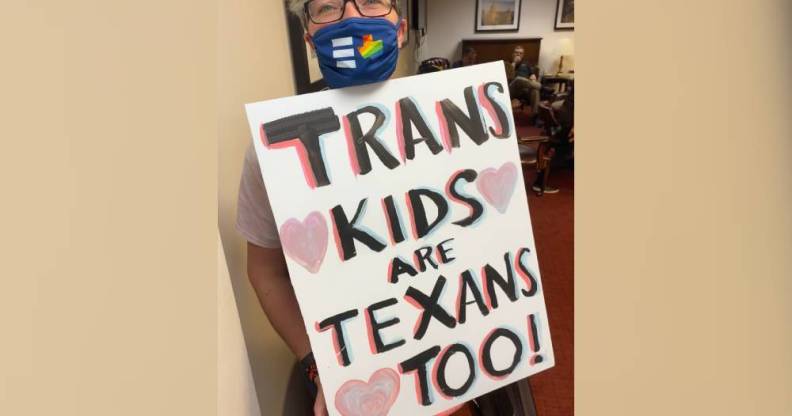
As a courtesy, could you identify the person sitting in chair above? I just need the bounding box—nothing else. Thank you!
[452,46,477,68]
[508,45,543,118]
[533,87,574,194]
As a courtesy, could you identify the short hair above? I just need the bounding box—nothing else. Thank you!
[288,0,402,28]
[462,46,477,56]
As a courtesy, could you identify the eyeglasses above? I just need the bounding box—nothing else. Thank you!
[304,0,395,24]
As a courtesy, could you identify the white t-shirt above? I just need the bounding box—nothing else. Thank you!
[236,144,281,248]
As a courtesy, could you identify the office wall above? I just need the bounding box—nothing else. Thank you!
[396,23,419,76]
[218,235,261,416]
[420,0,575,73]
[217,0,300,414]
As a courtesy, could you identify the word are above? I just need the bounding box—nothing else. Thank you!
[387,238,457,284]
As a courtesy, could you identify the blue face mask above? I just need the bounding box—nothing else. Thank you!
[311,17,400,89]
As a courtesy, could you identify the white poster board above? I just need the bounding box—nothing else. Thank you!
[245,62,554,416]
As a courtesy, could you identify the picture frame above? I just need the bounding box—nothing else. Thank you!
[475,0,522,33]
[402,0,411,44]
[554,0,574,30]
[285,3,326,95]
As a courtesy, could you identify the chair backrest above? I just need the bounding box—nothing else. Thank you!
[536,103,558,136]
[534,65,545,82]
[417,57,450,74]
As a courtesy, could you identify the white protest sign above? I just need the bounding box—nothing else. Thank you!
[245,61,554,416]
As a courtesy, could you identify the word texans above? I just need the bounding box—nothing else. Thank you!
[314,245,539,368]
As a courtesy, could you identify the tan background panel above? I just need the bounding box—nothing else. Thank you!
[216,0,417,414]
[218,234,260,416]
[217,0,298,413]
[578,0,791,414]
[0,0,217,415]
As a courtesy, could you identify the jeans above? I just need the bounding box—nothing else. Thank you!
[509,76,542,113]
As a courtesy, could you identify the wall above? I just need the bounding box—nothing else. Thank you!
[2,1,217,415]
[396,26,419,76]
[420,0,574,73]
[217,1,416,415]
[217,234,261,416]
[217,0,301,414]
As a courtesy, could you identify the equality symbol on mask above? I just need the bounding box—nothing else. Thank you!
[331,36,356,69]
[331,34,384,69]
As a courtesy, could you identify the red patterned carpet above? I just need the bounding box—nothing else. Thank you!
[517,113,574,416]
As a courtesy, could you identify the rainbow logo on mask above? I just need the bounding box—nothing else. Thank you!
[358,34,384,59]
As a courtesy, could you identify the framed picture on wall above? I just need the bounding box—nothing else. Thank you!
[554,0,574,30]
[475,0,522,33]
[285,3,326,94]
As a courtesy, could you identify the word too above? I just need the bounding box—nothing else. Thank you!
[399,313,545,407]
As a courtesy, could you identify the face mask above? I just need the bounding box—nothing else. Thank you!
[310,17,400,89]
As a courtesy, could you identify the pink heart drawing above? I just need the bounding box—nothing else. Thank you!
[477,162,518,214]
[335,368,400,416]
[279,211,328,274]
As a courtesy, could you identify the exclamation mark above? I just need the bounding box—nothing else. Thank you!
[528,314,544,365]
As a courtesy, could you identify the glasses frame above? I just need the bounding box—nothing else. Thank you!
[303,0,396,25]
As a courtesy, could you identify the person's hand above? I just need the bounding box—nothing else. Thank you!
[313,377,329,416]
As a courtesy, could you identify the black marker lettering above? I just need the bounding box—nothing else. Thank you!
[447,169,484,227]
[261,107,340,187]
[413,246,438,272]
[483,253,519,309]
[398,97,443,160]
[481,82,511,139]
[481,327,523,377]
[399,345,441,406]
[516,247,539,297]
[366,298,405,354]
[436,238,456,263]
[405,275,457,340]
[331,199,387,261]
[457,270,489,324]
[382,195,406,244]
[345,106,400,174]
[408,189,449,239]
[439,86,489,147]
[317,309,359,367]
[389,256,418,284]
[435,344,476,397]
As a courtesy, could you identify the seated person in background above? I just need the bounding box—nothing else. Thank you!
[452,46,477,68]
[533,87,574,194]
[508,45,543,116]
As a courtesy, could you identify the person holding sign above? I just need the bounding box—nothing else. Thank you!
[237,1,541,415]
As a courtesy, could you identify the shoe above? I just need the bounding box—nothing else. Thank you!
[532,184,559,194]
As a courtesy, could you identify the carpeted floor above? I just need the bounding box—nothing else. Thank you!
[516,111,574,416]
